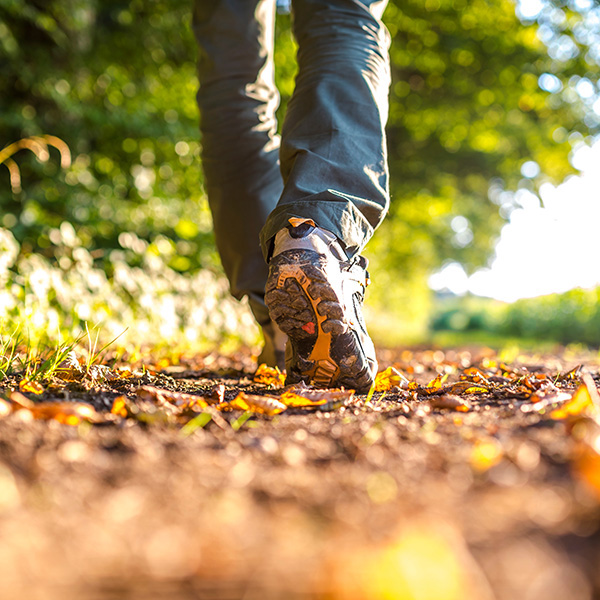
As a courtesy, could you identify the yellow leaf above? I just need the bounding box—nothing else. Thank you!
[154,357,171,370]
[110,396,129,418]
[422,373,448,394]
[280,386,354,409]
[470,439,503,472]
[374,366,408,392]
[19,379,44,395]
[446,381,488,395]
[460,367,488,383]
[229,392,286,416]
[253,364,285,386]
[551,383,595,420]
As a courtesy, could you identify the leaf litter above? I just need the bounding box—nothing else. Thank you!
[0,346,599,599]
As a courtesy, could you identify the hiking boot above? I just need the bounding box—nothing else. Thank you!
[257,320,287,370]
[265,219,377,392]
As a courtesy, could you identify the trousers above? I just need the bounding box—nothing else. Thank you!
[193,0,391,326]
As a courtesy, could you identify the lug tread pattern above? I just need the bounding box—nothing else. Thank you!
[265,250,375,392]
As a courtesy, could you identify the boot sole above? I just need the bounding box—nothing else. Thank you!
[265,250,374,392]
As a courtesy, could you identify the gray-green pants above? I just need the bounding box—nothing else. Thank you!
[193,0,391,326]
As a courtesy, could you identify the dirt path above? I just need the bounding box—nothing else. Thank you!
[0,346,599,600]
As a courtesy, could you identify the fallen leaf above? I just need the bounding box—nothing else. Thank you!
[427,373,448,389]
[551,383,596,420]
[280,385,354,409]
[136,385,211,410]
[374,367,409,392]
[460,367,488,383]
[520,390,572,413]
[209,384,226,405]
[54,351,84,381]
[19,379,44,395]
[229,392,286,416]
[9,392,100,425]
[86,364,115,382]
[561,365,582,381]
[445,381,488,395]
[9,392,34,410]
[254,364,285,386]
[429,394,471,412]
[470,439,503,472]
[110,395,128,418]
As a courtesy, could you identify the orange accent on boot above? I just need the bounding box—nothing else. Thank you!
[275,264,339,386]
[288,217,316,228]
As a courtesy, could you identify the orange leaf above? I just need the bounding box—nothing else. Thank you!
[460,367,488,383]
[423,373,448,393]
[19,379,44,395]
[18,399,99,425]
[374,367,408,392]
[9,391,34,410]
[551,383,595,420]
[154,357,171,370]
[229,392,286,416]
[110,396,129,418]
[280,386,354,409]
[253,364,285,387]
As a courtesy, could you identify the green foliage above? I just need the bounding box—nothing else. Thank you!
[379,0,597,275]
[431,287,600,347]
[1,0,598,342]
[0,0,215,274]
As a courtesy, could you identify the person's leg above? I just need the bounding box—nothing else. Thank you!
[193,0,282,329]
[260,0,391,260]
[263,0,391,390]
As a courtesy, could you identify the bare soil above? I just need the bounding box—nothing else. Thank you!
[1,345,600,600]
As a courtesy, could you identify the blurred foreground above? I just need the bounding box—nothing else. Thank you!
[0,346,600,599]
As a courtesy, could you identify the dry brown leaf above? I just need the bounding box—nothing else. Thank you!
[136,385,211,410]
[209,384,226,405]
[9,391,100,425]
[9,391,34,410]
[19,379,44,395]
[229,392,286,416]
[374,367,409,392]
[429,394,471,412]
[54,351,84,381]
[253,364,285,387]
[520,390,572,413]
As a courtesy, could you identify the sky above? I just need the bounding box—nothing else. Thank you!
[429,138,600,302]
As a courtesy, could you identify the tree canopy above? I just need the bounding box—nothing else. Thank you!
[0,0,598,336]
